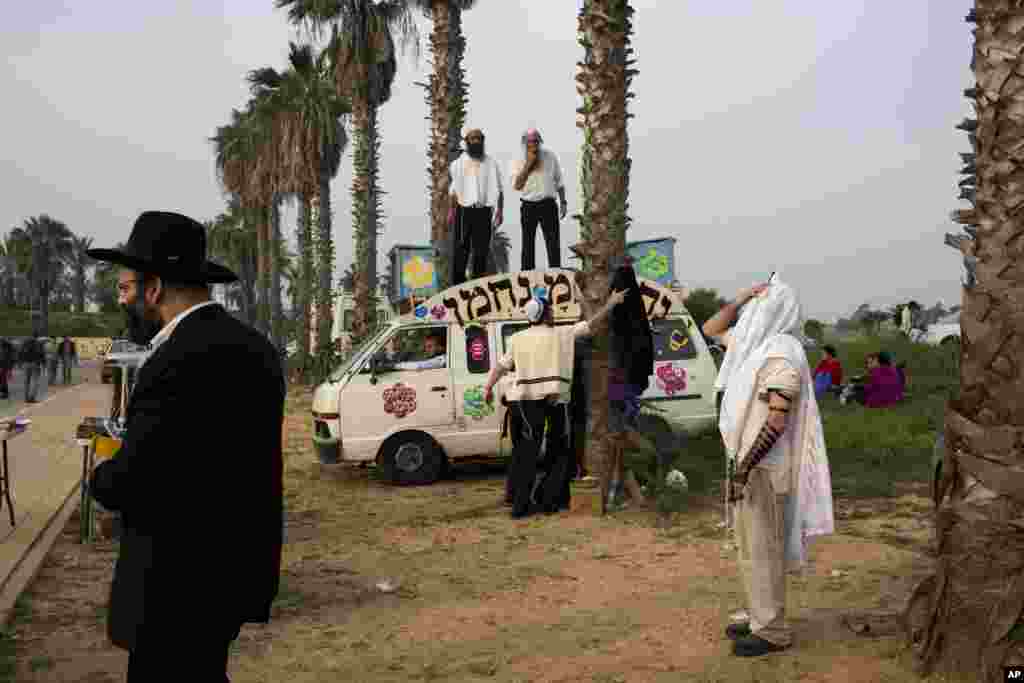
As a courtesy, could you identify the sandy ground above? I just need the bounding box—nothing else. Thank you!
[3,389,976,683]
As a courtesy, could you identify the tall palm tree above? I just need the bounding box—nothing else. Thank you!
[10,215,75,336]
[277,0,418,348]
[3,231,33,308]
[212,106,276,339]
[206,201,259,326]
[64,234,94,313]
[906,5,1024,680]
[409,0,477,289]
[91,244,124,313]
[249,41,350,381]
[574,0,635,513]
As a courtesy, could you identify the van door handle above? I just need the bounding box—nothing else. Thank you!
[431,386,447,392]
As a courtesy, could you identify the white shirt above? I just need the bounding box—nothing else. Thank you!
[450,155,503,208]
[510,149,564,202]
[139,300,220,369]
[394,354,446,371]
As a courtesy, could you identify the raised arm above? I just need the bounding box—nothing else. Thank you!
[702,283,769,339]
[584,288,628,332]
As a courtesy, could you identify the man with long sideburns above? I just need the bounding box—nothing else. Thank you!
[511,128,567,270]
[448,127,504,285]
[703,276,834,657]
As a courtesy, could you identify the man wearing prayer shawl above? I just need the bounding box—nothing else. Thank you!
[703,276,834,657]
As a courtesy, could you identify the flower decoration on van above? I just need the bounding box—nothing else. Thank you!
[383,383,417,418]
[655,363,687,396]
[430,304,447,320]
[402,255,435,290]
[635,248,669,281]
[414,305,428,319]
[669,329,689,352]
[463,385,494,420]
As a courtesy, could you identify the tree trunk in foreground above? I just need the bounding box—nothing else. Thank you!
[575,0,635,514]
[906,4,1024,680]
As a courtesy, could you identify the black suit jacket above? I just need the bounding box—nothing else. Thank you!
[89,303,285,650]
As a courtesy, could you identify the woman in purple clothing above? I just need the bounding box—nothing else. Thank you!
[863,351,903,408]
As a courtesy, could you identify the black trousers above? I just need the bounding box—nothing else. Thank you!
[508,399,570,517]
[452,205,492,286]
[127,623,241,682]
[520,197,560,271]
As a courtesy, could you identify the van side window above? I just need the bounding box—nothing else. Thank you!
[465,325,490,374]
[652,320,698,361]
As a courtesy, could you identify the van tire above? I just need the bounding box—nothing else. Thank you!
[379,432,445,485]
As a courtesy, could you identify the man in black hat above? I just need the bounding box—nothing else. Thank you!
[87,211,284,682]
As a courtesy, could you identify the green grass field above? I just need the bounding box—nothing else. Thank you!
[633,333,957,506]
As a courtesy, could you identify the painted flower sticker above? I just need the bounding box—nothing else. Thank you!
[635,248,669,280]
[430,304,447,320]
[655,363,687,396]
[402,255,435,289]
[414,305,428,319]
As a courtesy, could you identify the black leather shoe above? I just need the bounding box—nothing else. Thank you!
[733,634,789,657]
[725,622,751,640]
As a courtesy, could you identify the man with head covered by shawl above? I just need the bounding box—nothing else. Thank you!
[702,275,834,657]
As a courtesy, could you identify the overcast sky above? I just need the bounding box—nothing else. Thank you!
[2,0,973,320]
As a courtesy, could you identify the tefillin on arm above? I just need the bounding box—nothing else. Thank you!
[728,388,793,502]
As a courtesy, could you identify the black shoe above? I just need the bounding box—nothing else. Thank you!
[732,634,789,657]
[725,622,751,640]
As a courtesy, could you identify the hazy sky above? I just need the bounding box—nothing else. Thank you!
[2,0,973,320]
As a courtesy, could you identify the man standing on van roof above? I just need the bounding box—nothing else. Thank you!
[449,127,504,286]
[483,288,628,518]
[703,276,833,658]
[511,128,567,271]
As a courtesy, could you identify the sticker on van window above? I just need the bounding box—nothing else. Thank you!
[414,305,428,319]
[655,363,688,396]
[463,385,494,420]
[383,383,417,418]
[669,329,690,352]
[430,304,447,320]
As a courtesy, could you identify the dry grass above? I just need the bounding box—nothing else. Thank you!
[1,386,978,682]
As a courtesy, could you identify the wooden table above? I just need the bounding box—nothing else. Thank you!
[0,426,29,527]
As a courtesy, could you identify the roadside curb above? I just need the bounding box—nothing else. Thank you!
[0,479,82,630]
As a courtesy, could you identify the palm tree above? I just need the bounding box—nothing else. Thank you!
[64,235,94,313]
[212,106,276,339]
[3,231,33,308]
[91,244,124,313]
[10,215,75,336]
[206,201,259,325]
[574,0,635,513]
[277,0,418,349]
[408,0,477,289]
[248,41,350,382]
[906,5,1024,680]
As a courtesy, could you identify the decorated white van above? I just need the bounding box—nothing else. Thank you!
[311,270,718,484]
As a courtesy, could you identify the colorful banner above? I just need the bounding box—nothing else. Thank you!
[627,238,676,286]
[392,246,439,301]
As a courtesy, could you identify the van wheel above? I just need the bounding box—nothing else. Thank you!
[380,433,444,485]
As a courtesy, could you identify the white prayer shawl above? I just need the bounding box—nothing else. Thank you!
[450,154,502,208]
[716,280,834,569]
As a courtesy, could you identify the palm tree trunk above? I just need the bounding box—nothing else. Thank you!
[427,1,453,289]
[315,164,335,357]
[350,96,376,345]
[296,195,313,382]
[576,0,635,514]
[270,197,284,353]
[906,5,1024,680]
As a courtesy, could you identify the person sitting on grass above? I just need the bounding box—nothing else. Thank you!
[812,344,843,397]
[863,351,903,408]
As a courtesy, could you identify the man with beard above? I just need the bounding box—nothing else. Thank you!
[703,276,834,657]
[19,337,44,403]
[511,129,567,271]
[448,127,504,285]
[86,211,285,682]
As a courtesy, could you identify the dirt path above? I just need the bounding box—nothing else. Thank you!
[3,390,974,683]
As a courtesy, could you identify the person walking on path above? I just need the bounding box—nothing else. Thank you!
[703,276,834,658]
[510,128,567,271]
[482,287,628,518]
[448,127,504,285]
[0,338,15,399]
[20,337,45,403]
[59,337,77,385]
[87,211,285,682]
[43,337,58,385]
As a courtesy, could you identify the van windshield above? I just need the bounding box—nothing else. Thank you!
[328,325,390,382]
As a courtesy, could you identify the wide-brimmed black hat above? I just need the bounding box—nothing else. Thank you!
[87,211,238,284]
